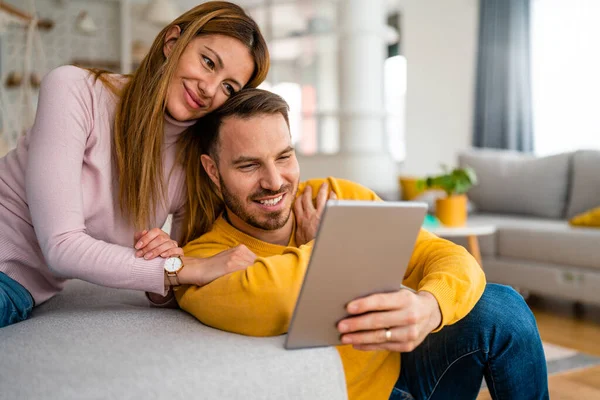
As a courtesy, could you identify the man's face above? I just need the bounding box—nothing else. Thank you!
[211,113,300,231]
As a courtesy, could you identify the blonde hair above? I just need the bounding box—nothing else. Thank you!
[91,1,269,245]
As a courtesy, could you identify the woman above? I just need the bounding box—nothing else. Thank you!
[0,1,269,328]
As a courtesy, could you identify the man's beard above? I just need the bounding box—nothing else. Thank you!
[219,175,295,231]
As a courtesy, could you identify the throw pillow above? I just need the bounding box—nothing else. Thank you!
[569,206,600,227]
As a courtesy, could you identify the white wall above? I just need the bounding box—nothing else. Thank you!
[398,0,479,176]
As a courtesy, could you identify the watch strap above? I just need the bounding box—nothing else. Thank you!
[166,271,179,287]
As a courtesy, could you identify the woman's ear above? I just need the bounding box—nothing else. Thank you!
[163,25,182,58]
[201,154,221,191]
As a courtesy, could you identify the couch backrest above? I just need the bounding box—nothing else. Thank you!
[458,149,571,219]
[566,150,600,218]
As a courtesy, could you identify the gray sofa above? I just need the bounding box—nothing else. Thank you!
[0,280,348,399]
[455,149,600,305]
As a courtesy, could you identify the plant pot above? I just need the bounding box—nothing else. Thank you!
[398,176,424,201]
[435,194,468,227]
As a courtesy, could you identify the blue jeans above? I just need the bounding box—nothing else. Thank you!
[390,284,549,400]
[0,272,34,328]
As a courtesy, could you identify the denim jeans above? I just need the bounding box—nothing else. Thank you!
[0,272,34,328]
[390,283,549,400]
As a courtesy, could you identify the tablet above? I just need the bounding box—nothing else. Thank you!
[284,200,427,350]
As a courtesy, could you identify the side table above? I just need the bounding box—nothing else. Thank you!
[426,225,497,265]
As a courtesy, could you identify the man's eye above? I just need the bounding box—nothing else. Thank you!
[279,155,291,161]
[202,56,215,70]
[239,164,256,170]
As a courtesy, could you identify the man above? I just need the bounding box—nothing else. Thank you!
[175,89,549,400]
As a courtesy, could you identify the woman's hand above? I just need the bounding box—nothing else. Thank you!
[337,289,442,353]
[134,228,183,260]
[293,183,337,246]
[177,244,257,287]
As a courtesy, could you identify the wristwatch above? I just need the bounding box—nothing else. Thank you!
[164,256,184,286]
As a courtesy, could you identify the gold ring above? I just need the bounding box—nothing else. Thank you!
[385,328,392,341]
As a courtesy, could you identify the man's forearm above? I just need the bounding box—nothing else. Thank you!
[176,245,313,336]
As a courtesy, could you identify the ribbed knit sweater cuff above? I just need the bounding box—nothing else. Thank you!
[131,256,167,296]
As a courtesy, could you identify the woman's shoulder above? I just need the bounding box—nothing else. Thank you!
[42,65,126,94]
[42,65,94,87]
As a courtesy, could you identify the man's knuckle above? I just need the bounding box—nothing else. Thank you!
[407,327,419,341]
[405,311,417,324]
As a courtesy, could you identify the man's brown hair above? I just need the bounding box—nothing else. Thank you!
[196,88,290,161]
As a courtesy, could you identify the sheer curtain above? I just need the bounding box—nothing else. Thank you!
[531,0,600,155]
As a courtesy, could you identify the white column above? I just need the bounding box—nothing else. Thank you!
[315,34,339,154]
[120,0,132,74]
[336,0,397,196]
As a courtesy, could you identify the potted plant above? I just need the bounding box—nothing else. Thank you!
[417,166,477,227]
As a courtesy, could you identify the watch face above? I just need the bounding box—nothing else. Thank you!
[165,257,182,273]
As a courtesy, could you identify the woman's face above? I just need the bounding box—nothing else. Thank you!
[164,32,255,121]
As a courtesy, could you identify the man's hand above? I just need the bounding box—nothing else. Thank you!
[337,289,442,352]
[134,228,183,260]
[293,183,337,246]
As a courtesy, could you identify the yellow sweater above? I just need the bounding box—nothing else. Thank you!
[176,177,486,400]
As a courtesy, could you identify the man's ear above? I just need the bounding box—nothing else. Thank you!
[163,25,182,58]
[201,154,221,191]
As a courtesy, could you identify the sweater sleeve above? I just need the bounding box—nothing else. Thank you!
[25,66,166,295]
[176,242,314,337]
[403,229,486,331]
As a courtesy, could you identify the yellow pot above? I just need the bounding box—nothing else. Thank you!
[398,176,424,201]
[435,195,468,227]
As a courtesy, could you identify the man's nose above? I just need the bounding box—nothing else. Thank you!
[260,165,284,192]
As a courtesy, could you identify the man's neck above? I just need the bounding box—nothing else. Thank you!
[223,208,294,246]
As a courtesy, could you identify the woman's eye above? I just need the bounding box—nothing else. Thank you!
[202,56,215,70]
[224,83,234,95]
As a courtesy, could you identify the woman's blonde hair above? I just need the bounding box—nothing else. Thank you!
[92,1,269,245]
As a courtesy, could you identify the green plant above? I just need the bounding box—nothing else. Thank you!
[416,166,478,197]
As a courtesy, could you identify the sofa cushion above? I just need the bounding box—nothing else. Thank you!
[459,149,571,219]
[0,281,347,400]
[469,213,600,271]
[566,150,600,219]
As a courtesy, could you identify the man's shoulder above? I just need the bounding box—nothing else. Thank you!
[182,217,237,257]
[299,177,381,202]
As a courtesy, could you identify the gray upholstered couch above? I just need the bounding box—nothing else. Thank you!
[0,280,348,399]
[455,149,600,305]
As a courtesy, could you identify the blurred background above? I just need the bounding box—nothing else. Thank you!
[1,0,600,197]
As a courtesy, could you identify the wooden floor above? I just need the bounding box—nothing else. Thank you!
[477,296,600,399]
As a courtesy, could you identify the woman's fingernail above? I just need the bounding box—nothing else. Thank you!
[144,252,152,259]
[135,250,142,257]
[339,323,348,332]
[341,336,352,344]
[135,242,143,249]
[348,303,358,313]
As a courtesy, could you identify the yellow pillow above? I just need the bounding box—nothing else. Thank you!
[569,206,600,227]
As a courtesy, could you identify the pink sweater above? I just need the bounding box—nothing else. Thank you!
[0,65,196,305]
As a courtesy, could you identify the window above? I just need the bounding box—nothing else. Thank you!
[384,55,407,162]
[531,0,600,155]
